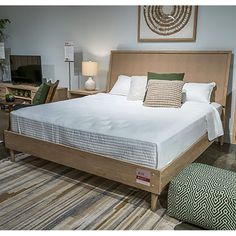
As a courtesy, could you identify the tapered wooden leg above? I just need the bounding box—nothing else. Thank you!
[9,149,15,162]
[219,136,224,146]
[219,108,225,146]
[151,193,159,211]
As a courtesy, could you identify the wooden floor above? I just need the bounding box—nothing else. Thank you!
[0,154,179,230]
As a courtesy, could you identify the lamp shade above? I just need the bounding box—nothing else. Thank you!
[82,61,98,76]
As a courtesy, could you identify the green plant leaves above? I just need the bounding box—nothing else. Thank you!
[0,19,10,42]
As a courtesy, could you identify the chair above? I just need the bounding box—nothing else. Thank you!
[13,80,59,111]
[44,80,60,103]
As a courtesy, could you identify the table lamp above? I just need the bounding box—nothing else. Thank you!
[82,61,98,91]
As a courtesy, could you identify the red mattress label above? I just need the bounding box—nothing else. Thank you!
[136,169,151,186]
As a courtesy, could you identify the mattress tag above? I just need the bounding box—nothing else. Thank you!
[136,169,150,186]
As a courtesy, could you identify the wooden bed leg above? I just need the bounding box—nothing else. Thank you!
[219,108,225,146]
[151,193,159,212]
[219,136,224,146]
[9,150,15,162]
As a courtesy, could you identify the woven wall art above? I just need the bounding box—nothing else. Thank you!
[138,6,198,42]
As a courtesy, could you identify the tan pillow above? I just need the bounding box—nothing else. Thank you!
[143,80,185,108]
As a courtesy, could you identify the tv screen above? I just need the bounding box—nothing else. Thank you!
[10,55,42,85]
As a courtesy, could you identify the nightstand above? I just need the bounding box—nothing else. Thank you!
[68,89,106,99]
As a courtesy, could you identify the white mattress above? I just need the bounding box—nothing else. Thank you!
[10,93,223,170]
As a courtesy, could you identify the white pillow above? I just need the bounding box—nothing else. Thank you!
[109,75,131,96]
[127,76,147,101]
[183,82,216,103]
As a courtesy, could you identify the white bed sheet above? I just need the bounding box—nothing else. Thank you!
[10,93,223,170]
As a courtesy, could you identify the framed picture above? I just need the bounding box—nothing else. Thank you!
[138,6,198,42]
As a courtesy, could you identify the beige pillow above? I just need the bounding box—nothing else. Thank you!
[143,80,185,108]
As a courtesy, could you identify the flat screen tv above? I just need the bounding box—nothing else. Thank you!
[10,55,42,85]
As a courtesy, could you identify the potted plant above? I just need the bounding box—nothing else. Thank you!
[0,19,10,42]
[5,93,15,102]
[0,19,10,82]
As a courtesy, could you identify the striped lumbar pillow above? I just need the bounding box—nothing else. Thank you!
[143,80,184,108]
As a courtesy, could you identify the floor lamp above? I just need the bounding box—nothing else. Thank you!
[66,61,74,91]
[0,42,5,82]
[64,42,74,91]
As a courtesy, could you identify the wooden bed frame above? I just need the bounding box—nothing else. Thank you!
[4,50,231,211]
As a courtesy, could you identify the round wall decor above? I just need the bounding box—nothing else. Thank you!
[143,6,192,36]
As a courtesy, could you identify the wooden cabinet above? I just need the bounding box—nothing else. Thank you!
[0,85,7,98]
[0,83,68,103]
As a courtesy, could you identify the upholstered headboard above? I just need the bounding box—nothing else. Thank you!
[107,50,231,107]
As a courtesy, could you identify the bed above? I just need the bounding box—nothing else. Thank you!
[4,50,231,211]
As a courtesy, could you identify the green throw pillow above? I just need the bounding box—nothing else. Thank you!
[147,72,185,81]
[32,81,51,105]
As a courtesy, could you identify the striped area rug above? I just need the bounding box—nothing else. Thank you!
[0,154,180,230]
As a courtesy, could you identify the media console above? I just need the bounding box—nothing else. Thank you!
[0,82,68,103]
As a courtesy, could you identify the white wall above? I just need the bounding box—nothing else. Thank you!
[0,6,236,142]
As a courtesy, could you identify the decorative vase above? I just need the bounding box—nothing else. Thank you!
[85,77,96,91]
[5,93,15,102]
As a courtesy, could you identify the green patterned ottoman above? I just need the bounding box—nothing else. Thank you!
[167,163,236,230]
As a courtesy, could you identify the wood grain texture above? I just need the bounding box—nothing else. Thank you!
[68,89,106,98]
[9,149,15,162]
[220,107,226,145]
[52,87,68,102]
[4,50,231,210]
[45,80,59,103]
[0,154,179,230]
[107,51,231,107]
[4,131,161,195]
[4,131,214,200]
[160,134,212,190]
[151,193,159,212]
[0,82,68,103]
[233,104,236,144]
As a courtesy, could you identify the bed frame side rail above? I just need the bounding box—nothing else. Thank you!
[4,130,161,195]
